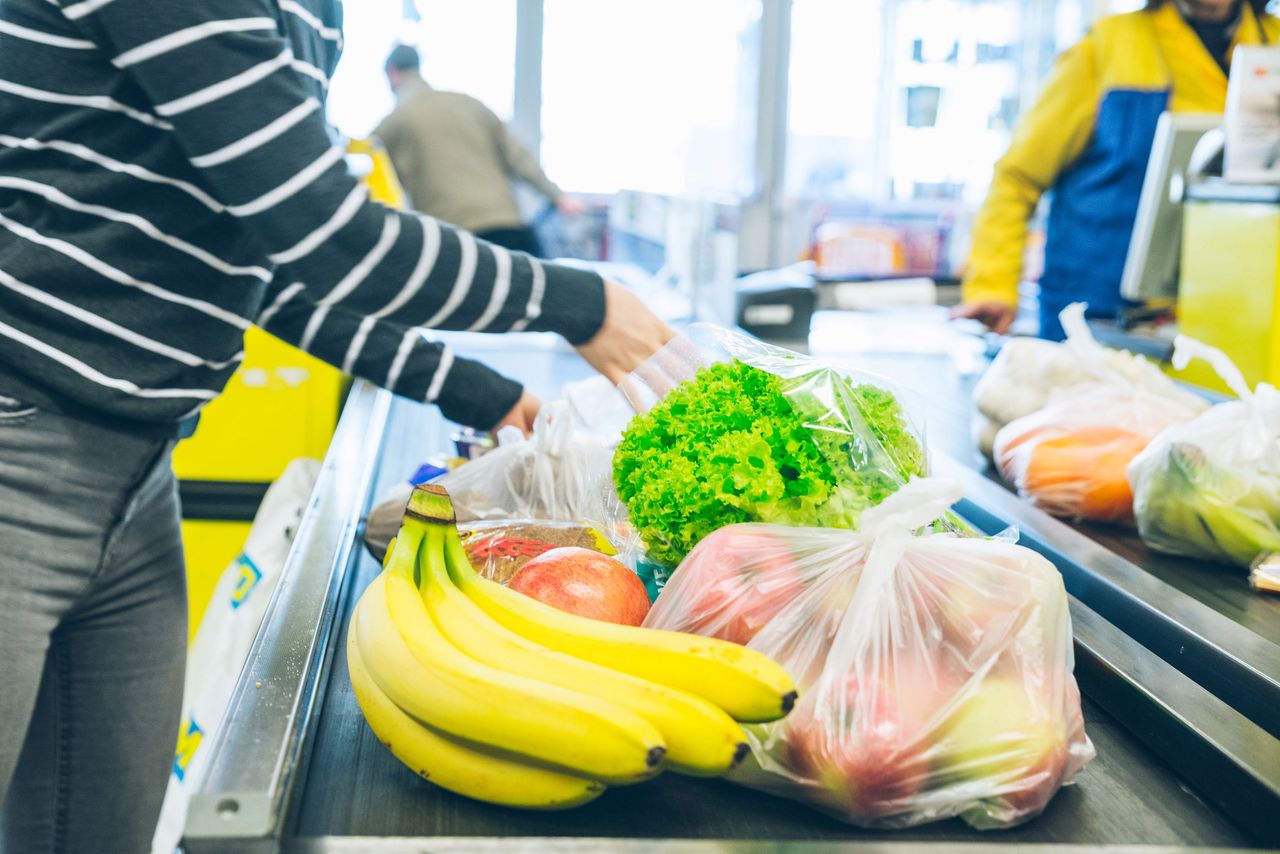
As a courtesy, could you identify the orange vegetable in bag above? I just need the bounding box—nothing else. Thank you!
[1005,425,1149,523]
[990,305,1209,524]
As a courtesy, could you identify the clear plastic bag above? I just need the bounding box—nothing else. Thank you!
[973,304,1207,458]
[458,518,617,585]
[644,478,1094,829]
[611,323,928,570]
[437,400,615,524]
[992,305,1207,523]
[1129,337,1280,569]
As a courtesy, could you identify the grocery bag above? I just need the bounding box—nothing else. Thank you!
[645,478,1094,829]
[1129,336,1280,570]
[992,305,1207,522]
[364,400,618,562]
[611,323,927,571]
[152,459,320,854]
[972,304,1206,457]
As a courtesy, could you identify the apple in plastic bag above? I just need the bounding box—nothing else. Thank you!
[508,547,651,626]
[784,671,933,820]
[672,527,806,645]
[934,677,1068,823]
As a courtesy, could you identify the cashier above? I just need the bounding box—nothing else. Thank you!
[953,0,1279,340]
[0,1,671,851]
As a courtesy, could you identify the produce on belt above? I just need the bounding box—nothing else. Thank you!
[784,670,938,820]
[461,520,613,585]
[613,359,925,567]
[646,480,1093,829]
[508,547,651,626]
[996,423,1149,523]
[1128,337,1280,570]
[1132,442,1280,567]
[659,527,807,646]
[935,678,1070,821]
[347,484,797,806]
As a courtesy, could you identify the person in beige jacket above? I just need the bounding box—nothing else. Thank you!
[374,44,582,257]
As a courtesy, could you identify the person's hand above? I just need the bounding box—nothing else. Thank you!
[556,195,587,217]
[950,301,1017,335]
[575,280,676,384]
[490,390,541,436]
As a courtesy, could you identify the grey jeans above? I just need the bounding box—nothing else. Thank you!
[0,394,186,853]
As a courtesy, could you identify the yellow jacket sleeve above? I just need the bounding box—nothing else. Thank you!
[962,33,1101,306]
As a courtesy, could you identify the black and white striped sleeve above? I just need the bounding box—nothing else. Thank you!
[57,0,605,427]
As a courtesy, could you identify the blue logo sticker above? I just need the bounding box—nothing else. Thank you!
[229,553,262,610]
[173,716,203,781]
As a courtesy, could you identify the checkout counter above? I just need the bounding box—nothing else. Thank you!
[178,328,1280,853]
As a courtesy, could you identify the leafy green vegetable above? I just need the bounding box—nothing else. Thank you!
[612,360,926,567]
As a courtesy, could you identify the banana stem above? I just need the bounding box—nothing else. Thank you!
[406,484,457,525]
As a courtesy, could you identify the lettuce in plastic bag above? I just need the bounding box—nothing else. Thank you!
[613,349,925,568]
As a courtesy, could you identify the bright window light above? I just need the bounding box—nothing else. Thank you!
[540,0,761,195]
[328,0,516,140]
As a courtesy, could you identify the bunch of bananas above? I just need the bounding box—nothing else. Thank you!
[347,484,798,809]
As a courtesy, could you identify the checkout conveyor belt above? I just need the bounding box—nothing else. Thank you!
[180,339,1280,853]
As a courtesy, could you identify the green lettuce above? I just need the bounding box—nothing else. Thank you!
[612,360,925,567]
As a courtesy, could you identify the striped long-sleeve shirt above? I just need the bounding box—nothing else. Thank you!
[0,0,606,435]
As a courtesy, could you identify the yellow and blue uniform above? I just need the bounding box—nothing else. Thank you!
[963,2,1279,340]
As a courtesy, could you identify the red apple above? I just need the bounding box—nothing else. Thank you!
[508,547,650,626]
[931,543,1061,656]
[784,671,932,820]
[672,527,806,645]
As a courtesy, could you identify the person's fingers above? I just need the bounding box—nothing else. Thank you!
[950,301,1016,333]
[992,310,1015,335]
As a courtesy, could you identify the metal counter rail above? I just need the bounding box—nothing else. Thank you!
[936,456,1280,743]
[184,382,393,854]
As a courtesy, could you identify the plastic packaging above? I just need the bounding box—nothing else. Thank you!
[364,401,617,562]
[459,519,617,584]
[992,305,1207,523]
[1129,337,1280,569]
[437,400,615,524]
[644,478,1094,829]
[611,324,927,570]
[973,305,1206,457]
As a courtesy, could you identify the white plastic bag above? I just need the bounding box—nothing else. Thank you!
[152,459,320,854]
[973,304,1206,455]
[436,400,614,523]
[645,478,1093,829]
[363,400,619,562]
[992,305,1208,523]
[1129,337,1280,569]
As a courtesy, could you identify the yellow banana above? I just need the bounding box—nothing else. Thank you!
[405,484,797,724]
[345,608,605,809]
[418,521,748,776]
[357,530,666,784]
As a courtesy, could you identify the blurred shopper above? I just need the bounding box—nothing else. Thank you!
[376,44,582,257]
[0,2,672,851]
[954,0,1278,340]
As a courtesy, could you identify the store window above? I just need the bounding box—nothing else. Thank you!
[785,0,884,200]
[540,0,761,195]
[414,0,517,122]
[328,0,517,140]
